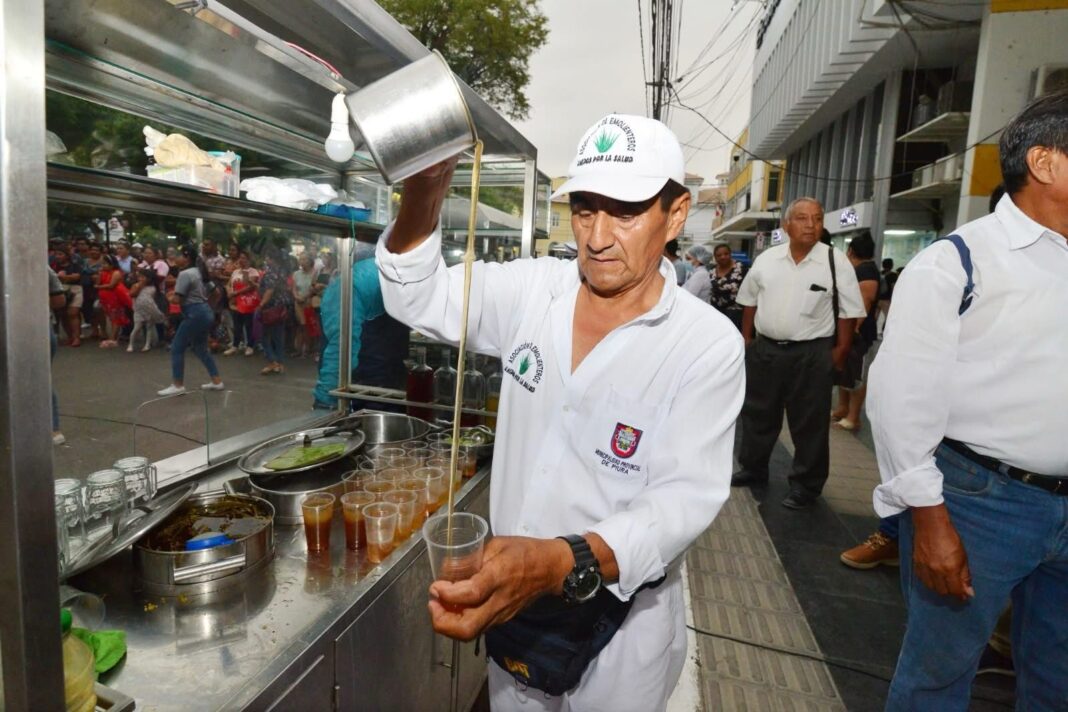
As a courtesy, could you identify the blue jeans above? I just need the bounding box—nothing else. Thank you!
[50,327,59,431]
[888,444,1068,711]
[879,513,900,540]
[262,322,285,364]
[170,303,218,383]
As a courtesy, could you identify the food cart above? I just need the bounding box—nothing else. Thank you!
[0,1,551,709]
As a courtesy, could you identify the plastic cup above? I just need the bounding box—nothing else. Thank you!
[407,448,433,467]
[342,468,373,494]
[397,477,430,528]
[401,439,428,452]
[426,431,451,446]
[301,492,335,553]
[456,446,477,479]
[390,455,420,475]
[363,502,399,564]
[376,467,405,484]
[423,512,489,612]
[341,491,375,550]
[426,457,462,492]
[414,467,448,514]
[363,479,396,502]
[373,447,406,467]
[383,490,419,542]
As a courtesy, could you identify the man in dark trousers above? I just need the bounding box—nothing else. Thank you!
[731,198,865,508]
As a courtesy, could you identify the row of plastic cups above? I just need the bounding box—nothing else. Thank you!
[366,441,477,478]
[300,490,489,582]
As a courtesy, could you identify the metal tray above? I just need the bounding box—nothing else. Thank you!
[237,427,365,476]
[63,483,198,581]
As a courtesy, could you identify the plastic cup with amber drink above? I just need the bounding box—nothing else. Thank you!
[300,492,335,553]
[341,491,375,550]
[397,477,430,528]
[426,456,462,493]
[423,512,489,613]
[362,502,399,564]
[414,466,448,514]
[372,447,405,470]
[406,448,434,467]
[389,455,420,476]
[383,490,419,543]
[363,479,396,502]
[342,466,373,494]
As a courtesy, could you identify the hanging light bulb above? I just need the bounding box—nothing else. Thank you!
[324,93,355,163]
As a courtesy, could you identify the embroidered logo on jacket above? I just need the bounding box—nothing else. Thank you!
[505,342,544,393]
[610,423,643,459]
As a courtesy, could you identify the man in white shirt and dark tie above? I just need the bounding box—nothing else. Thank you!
[868,89,1068,710]
[376,114,744,710]
[730,198,866,508]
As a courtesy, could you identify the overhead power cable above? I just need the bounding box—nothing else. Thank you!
[669,87,1003,186]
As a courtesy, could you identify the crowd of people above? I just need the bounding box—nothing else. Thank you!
[46,234,339,396]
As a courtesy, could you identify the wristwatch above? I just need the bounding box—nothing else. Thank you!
[558,534,603,604]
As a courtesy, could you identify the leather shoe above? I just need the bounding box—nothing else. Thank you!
[781,490,818,509]
[731,470,769,487]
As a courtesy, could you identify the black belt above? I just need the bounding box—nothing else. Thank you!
[756,334,833,347]
[941,438,1068,496]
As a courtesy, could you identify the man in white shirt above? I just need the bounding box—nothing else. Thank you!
[731,198,866,508]
[868,90,1068,710]
[376,114,744,710]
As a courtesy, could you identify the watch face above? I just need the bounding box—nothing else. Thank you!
[574,569,602,601]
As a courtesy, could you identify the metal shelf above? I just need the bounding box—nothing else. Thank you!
[897,112,971,143]
[328,384,497,419]
[890,179,962,201]
[47,163,386,237]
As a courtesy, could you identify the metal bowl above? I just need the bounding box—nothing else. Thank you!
[344,51,476,184]
[334,411,435,447]
[135,492,275,597]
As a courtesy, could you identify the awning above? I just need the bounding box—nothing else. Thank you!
[711,210,778,239]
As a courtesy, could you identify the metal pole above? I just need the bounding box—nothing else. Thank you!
[519,159,537,259]
[0,0,66,708]
[870,72,902,264]
[337,235,354,411]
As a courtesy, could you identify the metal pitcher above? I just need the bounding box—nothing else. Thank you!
[344,51,477,184]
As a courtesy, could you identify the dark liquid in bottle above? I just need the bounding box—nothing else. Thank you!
[407,369,435,421]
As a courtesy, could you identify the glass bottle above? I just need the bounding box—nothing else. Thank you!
[485,366,503,430]
[461,354,487,427]
[433,347,457,424]
[406,347,435,421]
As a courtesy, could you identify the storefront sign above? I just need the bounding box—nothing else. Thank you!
[839,207,859,227]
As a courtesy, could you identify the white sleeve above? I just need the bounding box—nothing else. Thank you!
[375,224,547,358]
[588,330,745,599]
[834,251,867,319]
[735,262,760,307]
[867,242,966,516]
[681,271,704,297]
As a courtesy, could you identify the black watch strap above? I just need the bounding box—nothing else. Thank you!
[559,534,596,570]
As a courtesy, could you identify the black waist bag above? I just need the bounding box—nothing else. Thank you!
[485,578,664,697]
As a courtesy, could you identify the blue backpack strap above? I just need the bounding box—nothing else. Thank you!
[935,234,975,315]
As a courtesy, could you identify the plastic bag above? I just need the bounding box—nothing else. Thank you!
[143,125,223,170]
[239,177,338,211]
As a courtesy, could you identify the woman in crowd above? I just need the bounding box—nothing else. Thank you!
[226,251,260,357]
[157,245,223,396]
[290,252,318,358]
[127,267,165,352]
[95,254,132,348]
[257,248,290,375]
[681,245,713,302]
[830,232,880,432]
[82,241,106,339]
[709,243,746,330]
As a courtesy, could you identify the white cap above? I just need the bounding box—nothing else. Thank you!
[551,114,685,202]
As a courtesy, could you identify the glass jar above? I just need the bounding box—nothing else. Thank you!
[113,456,157,505]
[84,469,128,526]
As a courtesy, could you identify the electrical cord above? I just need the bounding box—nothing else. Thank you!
[685,623,1015,709]
[58,412,207,446]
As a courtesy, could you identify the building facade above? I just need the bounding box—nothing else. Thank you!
[711,128,785,255]
[746,0,1068,263]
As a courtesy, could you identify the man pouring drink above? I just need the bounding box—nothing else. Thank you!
[376,114,744,710]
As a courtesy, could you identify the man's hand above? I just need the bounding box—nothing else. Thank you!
[427,536,573,642]
[831,344,849,371]
[911,504,974,601]
[389,158,460,255]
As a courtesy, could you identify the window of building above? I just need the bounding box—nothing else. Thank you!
[551,212,560,228]
[766,169,782,205]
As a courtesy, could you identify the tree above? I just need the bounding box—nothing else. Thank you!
[378,0,549,120]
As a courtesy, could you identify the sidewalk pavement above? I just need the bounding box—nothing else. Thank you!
[672,423,1015,712]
